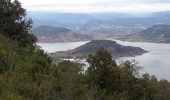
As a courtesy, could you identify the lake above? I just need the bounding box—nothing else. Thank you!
[37,41,89,53]
[37,40,170,80]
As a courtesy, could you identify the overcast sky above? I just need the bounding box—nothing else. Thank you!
[19,0,170,13]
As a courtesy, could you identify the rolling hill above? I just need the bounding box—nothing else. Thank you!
[120,24,170,43]
[33,25,92,42]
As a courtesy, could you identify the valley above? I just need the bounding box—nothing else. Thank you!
[33,11,170,80]
[31,11,170,43]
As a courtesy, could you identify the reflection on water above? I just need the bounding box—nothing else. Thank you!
[37,40,170,80]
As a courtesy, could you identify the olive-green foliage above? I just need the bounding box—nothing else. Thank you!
[48,61,87,100]
[0,35,52,100]
[85,47,170,100]
[0,0,37,46]
[86,47,119,92]
[1,36,170,100]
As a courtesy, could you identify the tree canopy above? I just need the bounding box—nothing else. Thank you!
[0,0,37,46]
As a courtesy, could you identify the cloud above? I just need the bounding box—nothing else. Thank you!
[142,0,170,3]
[18,0,170,13]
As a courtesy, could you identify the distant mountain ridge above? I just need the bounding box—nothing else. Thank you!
[53,40,147,58]
[33,25,71,36]
[29,12,96,28]
[29,11,170,29]
[33,25,92,42]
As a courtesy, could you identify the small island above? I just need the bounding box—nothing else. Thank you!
[52,40,147,58]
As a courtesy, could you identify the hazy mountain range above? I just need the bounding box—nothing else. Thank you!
[30,11,170,43]
[29,11,170,29]
[33,24,170,43]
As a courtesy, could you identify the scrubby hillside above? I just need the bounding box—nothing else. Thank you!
[119,24,170,43]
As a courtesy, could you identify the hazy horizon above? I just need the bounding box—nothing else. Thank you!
[19,0,170,14]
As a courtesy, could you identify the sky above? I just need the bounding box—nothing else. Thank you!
[18,0,170,13]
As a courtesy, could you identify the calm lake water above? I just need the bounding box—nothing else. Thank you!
[37,41,89,53]
[37,40,170,80]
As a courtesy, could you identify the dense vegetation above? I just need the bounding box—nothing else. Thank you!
[1,0,170,100]
[0,0,36,46]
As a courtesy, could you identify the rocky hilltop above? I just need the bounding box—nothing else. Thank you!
[52,40,147,58]
[33,25,92,42]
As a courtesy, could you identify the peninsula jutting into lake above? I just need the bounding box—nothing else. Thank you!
[52,40,147,58]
